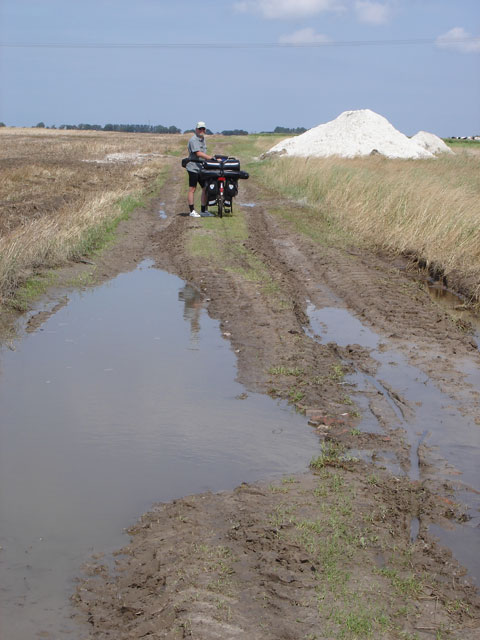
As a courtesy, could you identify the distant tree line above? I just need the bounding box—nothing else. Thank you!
[272,126,307,134]
[7,122,308,135]
[221,129,248,136]
[57,123,182,134]
[184,128,214,135]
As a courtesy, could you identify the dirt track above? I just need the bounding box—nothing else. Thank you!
[16,159,480,638]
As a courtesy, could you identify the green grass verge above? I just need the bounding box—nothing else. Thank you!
[11,273,58,312]
[188,209,291,310]
[444,138,480,149]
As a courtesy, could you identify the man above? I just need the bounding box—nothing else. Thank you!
[186,121,216,217]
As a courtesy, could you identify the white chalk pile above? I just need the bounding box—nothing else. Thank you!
[411,130,453,155]
[266,110,451,160]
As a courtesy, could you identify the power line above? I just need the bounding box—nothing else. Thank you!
[0,37,479,49]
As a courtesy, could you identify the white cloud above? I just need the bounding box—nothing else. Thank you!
[234,0,344,20]
[279,28,331,44]
[354,1,390,25]
[436,27,480,54]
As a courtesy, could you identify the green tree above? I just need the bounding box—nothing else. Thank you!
[35,122,45,128]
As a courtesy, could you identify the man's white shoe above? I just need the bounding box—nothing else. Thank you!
[190,210,201,218]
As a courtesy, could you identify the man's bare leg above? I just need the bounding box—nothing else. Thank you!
[188,185,196,207]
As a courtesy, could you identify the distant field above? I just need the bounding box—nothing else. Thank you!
[444,138,480,148]
[0,128,185,306]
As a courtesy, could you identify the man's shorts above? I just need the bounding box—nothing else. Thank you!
[188,171,206,188]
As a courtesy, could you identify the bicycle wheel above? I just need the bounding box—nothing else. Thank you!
[217,194,224,218]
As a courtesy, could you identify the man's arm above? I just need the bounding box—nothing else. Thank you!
[195,150,215,161]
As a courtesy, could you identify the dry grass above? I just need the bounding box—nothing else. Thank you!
[0,127,185,161]
[0,128,185,305]
[259,153,480,298]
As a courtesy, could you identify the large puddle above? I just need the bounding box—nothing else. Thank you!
[307,303,480,584]
[0,261,318,640]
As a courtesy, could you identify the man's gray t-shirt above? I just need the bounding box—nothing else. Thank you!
[186,134,207,173]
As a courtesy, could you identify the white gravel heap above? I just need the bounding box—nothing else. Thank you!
[411,130,453,155]
[266,109,435,159]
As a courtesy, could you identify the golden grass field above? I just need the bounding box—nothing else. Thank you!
[0,128,185,305]
[256,149,480,300]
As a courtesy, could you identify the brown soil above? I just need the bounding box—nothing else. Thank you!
[2,159,480,638]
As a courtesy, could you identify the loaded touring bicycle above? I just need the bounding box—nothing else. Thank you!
[182,155,249,217]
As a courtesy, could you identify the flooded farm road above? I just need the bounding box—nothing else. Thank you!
[1,164,480,639]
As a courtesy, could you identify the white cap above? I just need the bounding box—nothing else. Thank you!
[196,121,206,129]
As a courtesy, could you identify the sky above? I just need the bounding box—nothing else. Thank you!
[0,0,479,136]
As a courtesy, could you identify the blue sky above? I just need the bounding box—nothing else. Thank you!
[1,0,479,135]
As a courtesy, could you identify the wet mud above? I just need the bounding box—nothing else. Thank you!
[1,160,480,638]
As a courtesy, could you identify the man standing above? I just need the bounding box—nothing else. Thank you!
[186,122,216,217]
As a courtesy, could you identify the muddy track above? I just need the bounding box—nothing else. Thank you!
[6,160,479,638]
[144,165,480,454]
[243,178,480,422]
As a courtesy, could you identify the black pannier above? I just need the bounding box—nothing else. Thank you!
[206,179,218,206]
[225,178,238,199]
[200,169,222,179]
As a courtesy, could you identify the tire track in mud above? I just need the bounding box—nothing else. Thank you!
[240,177,480,429]
[147,166,480,470]
[149,166,355,418]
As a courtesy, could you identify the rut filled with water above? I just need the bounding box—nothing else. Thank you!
[306,302,480,583]
[0,261,318,640]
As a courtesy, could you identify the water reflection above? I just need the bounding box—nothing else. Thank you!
[178,284,202,346]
